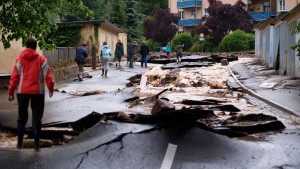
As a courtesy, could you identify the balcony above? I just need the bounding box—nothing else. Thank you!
[178,19,202,27]
[249,11,276,21]
[177,0,202,9]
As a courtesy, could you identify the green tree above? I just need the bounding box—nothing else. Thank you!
[198,0,254,46]
[144,8,178,45]
[109,0,127,27]
[137,0,168,17]
[125,0,139,39]
[291,21,300,59]
[0,0,92,49]
[82,0,106,20]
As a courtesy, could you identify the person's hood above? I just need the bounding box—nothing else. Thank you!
[102,45,109,49]
[20,48,39,60]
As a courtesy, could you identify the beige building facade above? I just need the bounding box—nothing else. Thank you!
[0,40,43,74]
[78,21,127,60]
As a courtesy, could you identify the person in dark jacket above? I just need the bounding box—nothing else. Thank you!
[127,39,138,68]
[175,42,184,63]
[139,41,150,68]
[75,44,88,81]
[114,40,124,67]
[8,38,54,152]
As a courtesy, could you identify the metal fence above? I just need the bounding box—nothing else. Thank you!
[43,47,76,67]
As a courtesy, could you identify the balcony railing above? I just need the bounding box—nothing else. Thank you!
[249,11,276,21]
[178,19,202,27]
[177,0,202,8]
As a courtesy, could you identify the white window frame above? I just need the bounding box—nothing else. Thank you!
[190,10,196,19]
[278,0,286,11]
[204,8,209,16]
[179,11,184,20]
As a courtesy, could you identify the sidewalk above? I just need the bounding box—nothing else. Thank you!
[229,61,300,117]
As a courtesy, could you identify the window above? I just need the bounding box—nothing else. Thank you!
[278,0,285,11]
[204,8,209,16]
[190,10,196,19]
[263,2,270,12]
[179,11,184,20]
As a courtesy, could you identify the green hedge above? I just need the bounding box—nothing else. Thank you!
[171,32,192,51]
[218,30,255,52]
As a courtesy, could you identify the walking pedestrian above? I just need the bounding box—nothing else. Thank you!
[100,42,112,77]
[175,42,184,63]
[75,43,88,81]
[166,42,171,60]
[8,38,54,152]
[140,41,150,68]
[114,40,124,67]
[127,39,138,68]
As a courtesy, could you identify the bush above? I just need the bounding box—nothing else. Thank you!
[203,35,218,52]
[171,32,193,51]
[217,30,255,52]
[146,39,161,51]
[189,42,201,52]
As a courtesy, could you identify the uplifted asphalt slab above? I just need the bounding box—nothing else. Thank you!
[0,120,300,169]
[0,65,147,128]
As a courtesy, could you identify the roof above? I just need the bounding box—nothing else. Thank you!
[270,12,288,25]
[56,20,127,33]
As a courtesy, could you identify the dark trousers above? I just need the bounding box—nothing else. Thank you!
[17,94,45,148]
[128,54,134,68]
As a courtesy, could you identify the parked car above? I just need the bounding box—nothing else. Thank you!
[153,47,166,52]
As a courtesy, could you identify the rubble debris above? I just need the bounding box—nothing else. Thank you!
[22,139,53,148]
[160,70,180,84]
[221,59,229,66]
[144,89,169,105]
[127,74,143,87]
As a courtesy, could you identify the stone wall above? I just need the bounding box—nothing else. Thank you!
[52,65,78,83]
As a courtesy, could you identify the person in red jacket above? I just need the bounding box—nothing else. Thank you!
[8,38,54,151]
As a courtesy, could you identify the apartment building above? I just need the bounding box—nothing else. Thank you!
[248,0,299,21]
[168,0,300,33]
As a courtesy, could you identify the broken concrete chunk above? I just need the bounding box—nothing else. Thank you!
[225,120,285,134]
[221,59,229,66]
[151,98,175,115]
[228,113,277,122]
